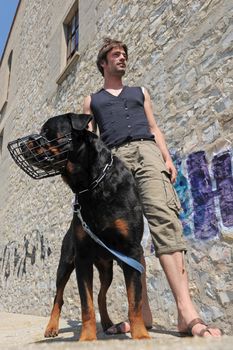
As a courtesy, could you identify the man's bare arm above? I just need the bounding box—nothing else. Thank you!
[83,95,97,132]
[143,88,177,183]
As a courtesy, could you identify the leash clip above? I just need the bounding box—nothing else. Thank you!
[73,195,81,213]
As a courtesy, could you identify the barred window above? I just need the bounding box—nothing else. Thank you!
[66,9,79,63]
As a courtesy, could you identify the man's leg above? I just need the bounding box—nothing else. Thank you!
[107,251,222,336]
[133,141,222,337]
[159,251,222,337]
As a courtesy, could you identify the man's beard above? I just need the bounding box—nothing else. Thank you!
[113,67,126,76]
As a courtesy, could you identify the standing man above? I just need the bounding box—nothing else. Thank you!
[83,38,221,337]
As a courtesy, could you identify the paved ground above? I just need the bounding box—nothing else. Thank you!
[0,312,232,350]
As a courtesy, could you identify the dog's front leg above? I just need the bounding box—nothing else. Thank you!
[45,226,75,337]
[95,259,114,332]
[123,265,150,339]
[75,257,97,341]
[45,260,74,337]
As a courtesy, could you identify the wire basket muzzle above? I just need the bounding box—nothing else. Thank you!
[7,133,72,179]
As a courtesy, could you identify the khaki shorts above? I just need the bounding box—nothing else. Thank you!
[112,140,187,257]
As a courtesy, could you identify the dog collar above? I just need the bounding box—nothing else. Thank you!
[77,153,114,195]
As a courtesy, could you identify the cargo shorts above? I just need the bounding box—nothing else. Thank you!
[112,140,187,257]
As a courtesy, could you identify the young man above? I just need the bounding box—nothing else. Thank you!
[83,38,222,337]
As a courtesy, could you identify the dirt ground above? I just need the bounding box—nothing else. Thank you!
[0,312,231,350]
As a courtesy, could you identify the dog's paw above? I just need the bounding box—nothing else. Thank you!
[44,324,59,338]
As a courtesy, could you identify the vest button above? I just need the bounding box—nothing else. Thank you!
[128,125,131,128]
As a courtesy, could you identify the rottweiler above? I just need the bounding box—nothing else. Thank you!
[18,113,150,341]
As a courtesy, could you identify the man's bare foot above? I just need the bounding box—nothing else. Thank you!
[105,322,130,335]
[105,320,153,335]
[178,317,222,337]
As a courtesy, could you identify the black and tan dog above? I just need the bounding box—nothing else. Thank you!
[22,113,150,341]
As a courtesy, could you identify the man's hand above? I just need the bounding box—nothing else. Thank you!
[165,159,177,184]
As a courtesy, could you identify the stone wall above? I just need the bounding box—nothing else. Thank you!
[0,0,232,334]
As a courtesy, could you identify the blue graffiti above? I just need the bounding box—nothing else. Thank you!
[173,156,192,236]
[173,149,233,240]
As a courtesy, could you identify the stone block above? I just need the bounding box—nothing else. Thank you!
[209,245,232,263]
[219,291,230,305]
[202,121,220,143]
[221,230,233,243]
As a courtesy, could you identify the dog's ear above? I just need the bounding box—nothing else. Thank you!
[69,113,93,131]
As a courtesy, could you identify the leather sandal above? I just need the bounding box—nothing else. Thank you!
[182,318,223,337]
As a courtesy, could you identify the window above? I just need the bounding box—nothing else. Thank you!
[7,51,13,100]
[0,129,4,159]
[66,9,79,63]
[56,2,80,85]
[8,51,13,70]
[0,102,7,125]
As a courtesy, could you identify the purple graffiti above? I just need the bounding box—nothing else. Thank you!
[212,152,233,227]
[186,151,218,239]
[146,149,232,252]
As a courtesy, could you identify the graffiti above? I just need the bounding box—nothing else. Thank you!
[0,229,51,280]
[174,149,233,240]
[186,151,218,239]
[173,156,193,236]
[145,148,233,255]
[212,152,233,228]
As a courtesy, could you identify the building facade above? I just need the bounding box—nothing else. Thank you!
[0,0,232,333]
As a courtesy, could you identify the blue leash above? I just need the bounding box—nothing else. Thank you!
[73,197,144,274]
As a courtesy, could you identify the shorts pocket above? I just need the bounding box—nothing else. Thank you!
[161,170,182,214]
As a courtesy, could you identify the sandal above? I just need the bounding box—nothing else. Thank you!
[180,318,223,337]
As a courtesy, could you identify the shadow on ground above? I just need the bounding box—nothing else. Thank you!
[34,320,187,344]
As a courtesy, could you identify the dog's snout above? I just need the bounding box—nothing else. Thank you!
[8,127,71,179]
[18,134,42,151]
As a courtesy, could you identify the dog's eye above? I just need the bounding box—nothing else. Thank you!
[41,128,50,137]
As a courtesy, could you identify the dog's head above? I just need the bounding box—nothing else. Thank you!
[8,113,92,179]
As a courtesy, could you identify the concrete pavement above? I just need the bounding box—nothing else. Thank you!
[0,312,232,350]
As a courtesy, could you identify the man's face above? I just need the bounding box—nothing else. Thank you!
[102,46,127,77]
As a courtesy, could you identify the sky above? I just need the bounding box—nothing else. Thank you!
[0,0,20,60]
